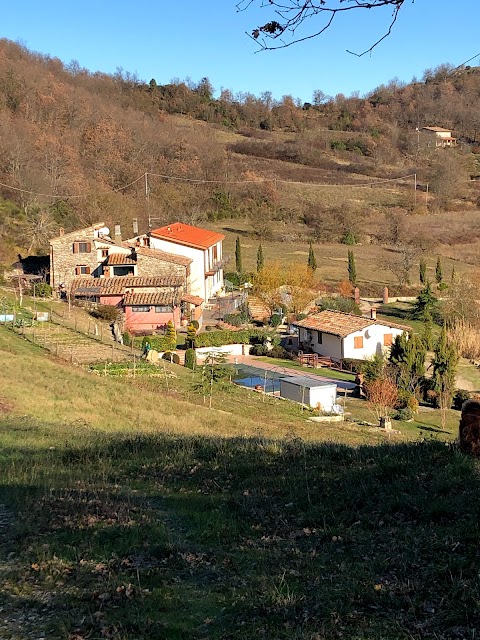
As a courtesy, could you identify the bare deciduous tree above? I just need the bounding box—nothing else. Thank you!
[238,0,409,55]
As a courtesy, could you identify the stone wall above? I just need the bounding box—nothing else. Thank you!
[50,228,102,290]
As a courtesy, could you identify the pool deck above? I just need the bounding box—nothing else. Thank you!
[226,355,357,391]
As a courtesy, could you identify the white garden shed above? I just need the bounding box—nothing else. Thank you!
[280,376,337,411]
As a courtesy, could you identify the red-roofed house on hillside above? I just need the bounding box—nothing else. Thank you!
[130,222,226,303]
[293,309,410,365]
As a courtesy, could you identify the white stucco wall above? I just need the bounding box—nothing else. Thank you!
[299,323,405,361]
[280,380,337,410]
[195,344,249,361]
[342,324,404,360]
[149,237,223,301]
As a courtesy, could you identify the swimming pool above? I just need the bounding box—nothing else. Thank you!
[233,364,285,393]
[234,374,281,393]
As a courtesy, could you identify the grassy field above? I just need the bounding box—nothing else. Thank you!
[1,325,476,639]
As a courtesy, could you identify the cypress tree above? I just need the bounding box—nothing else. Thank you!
[347,250,357,285]
[435,256,443,284]
[235,236,242,274]
[256,244,264,272]
[307,242,317,272]
[432,323,458,413]
[413,282,437,321]
[419,258,427,285]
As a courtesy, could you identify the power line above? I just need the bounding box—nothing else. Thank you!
[0,170,416,202]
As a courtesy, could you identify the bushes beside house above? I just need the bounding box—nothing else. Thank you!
[195,328,273,348]
[142,335,177,352]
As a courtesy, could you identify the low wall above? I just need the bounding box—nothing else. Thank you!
[195,344,250,361]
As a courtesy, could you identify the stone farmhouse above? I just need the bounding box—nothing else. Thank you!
[49,221,224,333]
[293,309,410,366]
[420,126,457,148]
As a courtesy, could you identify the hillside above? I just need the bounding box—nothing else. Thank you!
[0,38,480,273]
[1,326,480,639]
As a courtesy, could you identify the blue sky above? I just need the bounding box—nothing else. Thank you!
[2,1,480,103]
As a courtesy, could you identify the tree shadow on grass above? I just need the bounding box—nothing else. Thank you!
[1,433,480,639]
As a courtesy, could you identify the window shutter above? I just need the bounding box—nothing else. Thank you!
[383,334,393,347]
[75,266,80,275]
[86,242,92,252]
[354,336,364,349]
[73,242,79,254]
[85,266,91,275]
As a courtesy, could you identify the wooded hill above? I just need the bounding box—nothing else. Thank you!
[0,39,479,267]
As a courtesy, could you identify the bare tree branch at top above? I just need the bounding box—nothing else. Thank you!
[237,0,409,55]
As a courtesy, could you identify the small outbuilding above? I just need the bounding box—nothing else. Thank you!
[280,376,337,411]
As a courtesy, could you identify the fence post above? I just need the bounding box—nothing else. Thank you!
[111,343,114,362]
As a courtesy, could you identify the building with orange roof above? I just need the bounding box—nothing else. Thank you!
[130,222,226,304]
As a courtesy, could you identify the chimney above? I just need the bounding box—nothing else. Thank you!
[383,286,389,305]
[132,218,138,235]
[370,307,377,320]
[114,224,122,245]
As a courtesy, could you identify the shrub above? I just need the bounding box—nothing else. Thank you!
[190,320,200,330]
[33,282,52,297]
[184,348,197,370]
[89,304,119,322]
[453,389,471,411]
[269,345,292,359]
[396,389,419,413]
[395,407,414,421]
[318,296,361,316]
[250,344,269,356]
[122,331,132,346]
[195,328,271,348]
[142,335,176,352]
[341,230,357,245]
[224,312,249,327]
[270,313,282,327]
[162,352,180,364]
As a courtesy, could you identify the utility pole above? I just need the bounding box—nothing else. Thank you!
[145,172,151,229]
[414,173,417,207]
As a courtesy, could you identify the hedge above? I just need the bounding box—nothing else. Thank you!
[142,335,176,352]
[194,328,272,348]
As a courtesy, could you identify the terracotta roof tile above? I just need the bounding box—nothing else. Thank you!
[294,310,410,338]
[123,243,192,266]
[181,294,204,306]
[71,275,184,296]
[124,292,175,306]
[150,222,225,250]
[105,252,136,265]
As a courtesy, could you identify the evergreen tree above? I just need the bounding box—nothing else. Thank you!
[184,348,197,370]
[186,323,197,349]
[432,323,458,419]
[390,332,426,392]
[256,244,264,272]
[347,250,357,285]
[435,256,443,284]
[420,309,435,351]
[165,320,177,349]
[419,258,427,285]
[235,236,242,274]
[307,242,317,272]
[413,282,437,321]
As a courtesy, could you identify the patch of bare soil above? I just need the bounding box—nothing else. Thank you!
[0,397,14,413]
